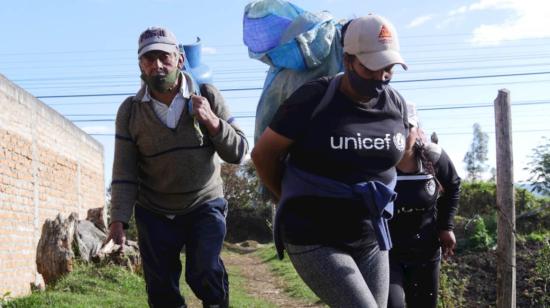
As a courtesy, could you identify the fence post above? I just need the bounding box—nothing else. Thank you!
[494,89,516,308]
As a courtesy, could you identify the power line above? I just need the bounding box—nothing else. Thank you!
[34,71,550,99]
[1,34,548,57]
[66,101,550,121]
[87,129,550,138]
[71,114,257,122]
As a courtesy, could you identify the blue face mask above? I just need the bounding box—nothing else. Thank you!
[348,68,390,99]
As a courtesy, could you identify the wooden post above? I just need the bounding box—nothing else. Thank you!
[494,89,516,308]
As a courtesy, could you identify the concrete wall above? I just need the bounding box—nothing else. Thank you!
[0,74,104,297]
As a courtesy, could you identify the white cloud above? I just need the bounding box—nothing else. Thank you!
[407,15,434,28]
[202,47,218,55]
[447,0,550,45]
[449,5,468,16]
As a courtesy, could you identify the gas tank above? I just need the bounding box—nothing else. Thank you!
[179,37,213,85]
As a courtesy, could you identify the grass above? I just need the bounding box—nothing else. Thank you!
[5,252,276,308]
[255,244,322,305]
[179,252,276,308]
[4,262,148,308]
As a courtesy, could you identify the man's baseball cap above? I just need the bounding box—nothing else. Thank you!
[406,102,419,127]
[343,14,408,71]
[138,27,179,57]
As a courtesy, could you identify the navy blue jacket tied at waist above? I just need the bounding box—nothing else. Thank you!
[274,163,397,259]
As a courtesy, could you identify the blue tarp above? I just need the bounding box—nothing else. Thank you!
[243,0,345,143]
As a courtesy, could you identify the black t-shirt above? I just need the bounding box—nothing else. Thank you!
[389,149,461,262]
[270,76,409,246]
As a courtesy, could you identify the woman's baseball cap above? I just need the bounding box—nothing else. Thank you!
[343,14,407,71]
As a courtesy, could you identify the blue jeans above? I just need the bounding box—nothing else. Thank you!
[135,198,229,308]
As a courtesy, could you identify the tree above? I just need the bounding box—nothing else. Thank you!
[463,123,489,180]
[525,138,550,195]
[221,160,273,242]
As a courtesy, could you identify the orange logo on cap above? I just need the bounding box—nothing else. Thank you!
[378,25,393,43]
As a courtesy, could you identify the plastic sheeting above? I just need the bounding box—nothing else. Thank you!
[243,0,345,143]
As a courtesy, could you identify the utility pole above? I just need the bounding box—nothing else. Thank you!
[494,89,516,308]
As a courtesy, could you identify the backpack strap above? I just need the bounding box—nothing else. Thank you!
[383,86,408,127]
[181,71,206,145]
[310,72,344,120]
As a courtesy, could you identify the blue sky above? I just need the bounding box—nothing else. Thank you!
[1,0,549,189]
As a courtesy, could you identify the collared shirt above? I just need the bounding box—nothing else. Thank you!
[141,73,191,129]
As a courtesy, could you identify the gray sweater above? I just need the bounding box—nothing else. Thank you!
[110,73,248,226]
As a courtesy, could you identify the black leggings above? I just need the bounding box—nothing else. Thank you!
[388,257,440,308]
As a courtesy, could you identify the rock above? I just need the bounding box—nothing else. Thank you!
[36,210,141,286]
[36,212,79,284]
[86,207,107,232]
[74,220,107,262]
[223,241,262,254]
[240,240,259,248]
[92,239,141,273]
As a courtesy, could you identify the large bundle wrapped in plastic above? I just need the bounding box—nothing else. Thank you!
[243,0,345,142]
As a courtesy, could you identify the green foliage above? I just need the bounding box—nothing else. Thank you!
[465,216,495,251]
[518,186,549,211]
[525,137,550,196]
[6,253,277,308]
[438,261,469,308]
[256,245,322,305]
[524,242,550,306]
[1,292,12,306]
[525,231,550,243]
[459,181,549,224]
[463,123,489,181]
[178,253,277,308]
[4,262,147,307]
[458,181,496,217]
[224,261,278,308]
[221,160,259,209]
[125,214,138,242]
[222,160,274,243]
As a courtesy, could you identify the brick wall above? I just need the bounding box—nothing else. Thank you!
[0,74,104,297]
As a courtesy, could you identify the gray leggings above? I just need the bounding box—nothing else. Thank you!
[285,243,389,308]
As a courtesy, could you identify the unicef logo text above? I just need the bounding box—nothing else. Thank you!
[330,133,405,151]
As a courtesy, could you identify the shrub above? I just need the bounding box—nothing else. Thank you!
[438,261,468,308]
[465,215,495,251]
[458,181,496,217]
[221,160,273,243]
[524,242,550,306]
[459,181,548,220]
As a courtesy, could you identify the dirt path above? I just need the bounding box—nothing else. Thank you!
[223,250,324,308]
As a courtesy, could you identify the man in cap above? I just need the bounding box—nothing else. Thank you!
[106,26,248,308]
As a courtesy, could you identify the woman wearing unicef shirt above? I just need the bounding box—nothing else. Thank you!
[388,103,461,308]
[252,14,409,308]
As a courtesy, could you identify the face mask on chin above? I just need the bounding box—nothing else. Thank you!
[347,67,390,100]
[141,67,180,93]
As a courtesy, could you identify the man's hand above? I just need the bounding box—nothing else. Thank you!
[105,221,126,252]
[190,94,220,136]
[439,230,456,259]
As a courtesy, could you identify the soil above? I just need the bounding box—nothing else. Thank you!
[182,242,324,308]
[447,241,548,307]
[223,250,324,308]
[182,240,547,307]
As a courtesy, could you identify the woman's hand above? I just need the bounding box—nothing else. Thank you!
[439,230,456,259]
[251,128,293,200]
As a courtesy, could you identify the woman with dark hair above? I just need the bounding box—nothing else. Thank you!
[388,103,461,308]
[252,14,409,307]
